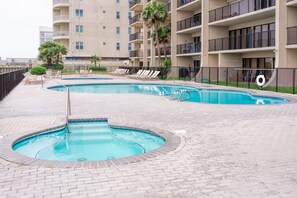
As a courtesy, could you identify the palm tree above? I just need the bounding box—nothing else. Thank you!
[142,0,168,66]
[38,41,56,65]
[90,55,101,67]
[157,26,171,60]
[53,45,68,64]
[38,41,68,65]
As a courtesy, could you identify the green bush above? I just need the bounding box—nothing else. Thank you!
[30,66,47,75]
[41,64,64,70]
[160,59,171,77]
[89,66,107,72]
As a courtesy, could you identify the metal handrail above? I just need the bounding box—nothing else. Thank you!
[169,89,182,100]
[51,79,71,132]
[163,72,173,84]
[178,90,191,102]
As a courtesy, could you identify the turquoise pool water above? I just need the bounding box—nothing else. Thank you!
[13,121,165,161]
[49,83,288,105]
[62,78,112,80]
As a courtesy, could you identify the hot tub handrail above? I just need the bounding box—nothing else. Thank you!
[50,79,71,132]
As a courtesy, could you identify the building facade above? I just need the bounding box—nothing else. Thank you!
[129,0,297,70]
[39,26,53,44]
[52,0,130,63]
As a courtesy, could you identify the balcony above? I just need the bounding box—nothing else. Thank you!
[177,42,201,55]
[166,2,171,13]
[177,0,200,11]
[129,14,142,27]
[156,46,171,56]
[209,30,275,52]
[209,0,275,24]
[53,31,69,40]
[129,0,143,12]
[53,15,69,24]
[177,14,201,33]
[287,0,297,6]
[53,0,69,9]
[129,32,144,42]
[130,50,143,58]
[287,26,297,45]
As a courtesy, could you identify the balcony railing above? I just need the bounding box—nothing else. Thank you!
[166,2,171,12]
[287,26,297,45]
[177,0,195,8]
[53,0,69,6]
[129,32,143,41]
[177,14,201,31]
[129,14,141,25]
[209,0,276,23]
[53,15,69,22]
[209,30,275,51]
[129,0,142,9]
[177,42,201,54]
[53,31,69,37]
[156,46,171,56]
[130,50,143,58]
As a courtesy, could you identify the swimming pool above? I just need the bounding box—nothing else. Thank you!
[13,120,165,161]
[62,78,112,80]
[49,83,288,105]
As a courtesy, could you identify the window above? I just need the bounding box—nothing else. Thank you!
[76,25,83,33]
[116,27,120,34]
[116,0,120,3]
[76,42,84,50]
[116,11,120,19]
[128,43,132,51]
[75,9,83,17]
[128,12,132,19]
[128,27,132,34]
[116,43,120,50]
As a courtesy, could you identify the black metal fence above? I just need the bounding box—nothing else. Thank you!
[0,69,28,101]
[118,66,297,94]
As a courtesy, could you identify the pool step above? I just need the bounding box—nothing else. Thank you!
[66,132,114,141]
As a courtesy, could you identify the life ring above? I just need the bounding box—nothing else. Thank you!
[256,75,266,87]
[256,99,265,105]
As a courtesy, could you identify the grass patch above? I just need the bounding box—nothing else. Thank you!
[208,81,296,94]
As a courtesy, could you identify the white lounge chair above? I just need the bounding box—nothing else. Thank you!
[148,71,160,80]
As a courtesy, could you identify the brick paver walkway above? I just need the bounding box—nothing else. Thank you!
[0,76,297,197]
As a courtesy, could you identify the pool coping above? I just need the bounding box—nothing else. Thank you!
[44,81,297,106]
[0,117,181,169]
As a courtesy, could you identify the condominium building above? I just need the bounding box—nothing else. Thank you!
[39,26,53,44]
[52,0,130,63]
[129,0,297,71]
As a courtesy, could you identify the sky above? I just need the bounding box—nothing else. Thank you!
[0,0,52,60]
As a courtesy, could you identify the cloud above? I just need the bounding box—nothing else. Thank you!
[0,0,52,59]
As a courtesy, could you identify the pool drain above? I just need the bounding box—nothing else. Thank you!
[78,158,87,161]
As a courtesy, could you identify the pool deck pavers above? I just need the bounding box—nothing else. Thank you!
[0,75,297,197]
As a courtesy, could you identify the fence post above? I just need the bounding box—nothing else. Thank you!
[201,67,203,83]
[275,68,278,92]
[248,71,250,89]
[217,67,219,85]
[208,67,211,84]
[293,69,295,94]
[236,69,239,87]
[226,68,228,86]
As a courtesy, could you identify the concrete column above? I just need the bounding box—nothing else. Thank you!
[275,0,287,68]
[143,0,148,67]
[201,0,209,67]
[171,0,177,67]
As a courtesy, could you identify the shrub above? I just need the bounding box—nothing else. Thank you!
[41,64,64,70]
[30,66,47,75]
[160,59,171,77]
[89,66,107,72]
